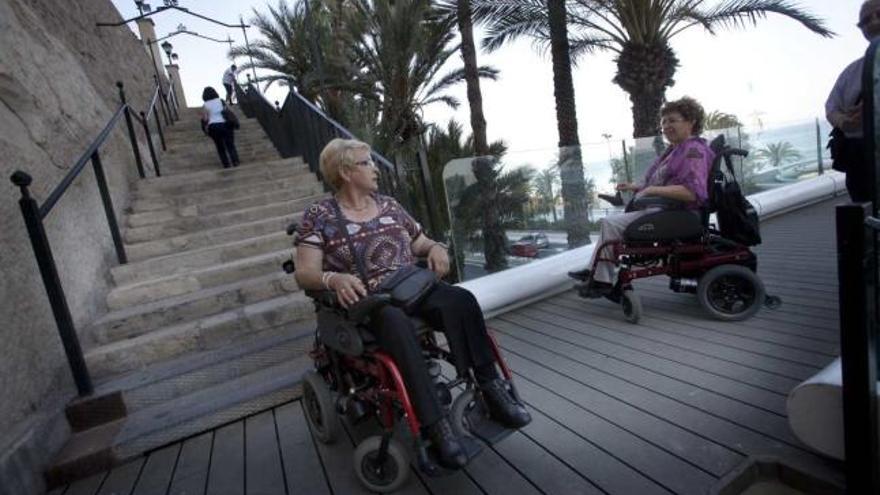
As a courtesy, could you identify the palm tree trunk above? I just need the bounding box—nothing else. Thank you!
[547,0,590,247]
[630,88,665,138]
[458,0,507,271]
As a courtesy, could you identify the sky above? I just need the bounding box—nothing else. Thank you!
[111,0,866,154]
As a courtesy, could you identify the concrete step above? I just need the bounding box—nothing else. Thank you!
[129,171,322,212]
[162,149,282,174]
[165,133,272,152]
[106,248,292,310]
[132,158,309,199]
[47,344,312,487]
[90,272,298,346]
[128,182,325,223]
[110,230,293,287]
[124,201,314,262]
[165,121,264,143]
[88,291,314,378]
[162,142,279,163]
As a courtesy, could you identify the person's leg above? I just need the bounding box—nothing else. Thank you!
[224,83,233,104]
[207,124,230,168]
[368,305,466,468]
[224,124,240,166]
[589,208,658,284]
[846,168,873,203]
[417,283,530,428]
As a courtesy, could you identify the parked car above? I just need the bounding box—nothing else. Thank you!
[517,233,550,249]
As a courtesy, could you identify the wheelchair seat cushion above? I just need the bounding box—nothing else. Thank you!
[317,306,433,357]
[623,210,704,242]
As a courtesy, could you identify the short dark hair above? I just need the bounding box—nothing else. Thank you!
[231,64,237,70]
[202,86,220,101]
[661,96,706,136]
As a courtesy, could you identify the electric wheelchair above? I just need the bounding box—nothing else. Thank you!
[578,135,778,323]
[282,228,523,492]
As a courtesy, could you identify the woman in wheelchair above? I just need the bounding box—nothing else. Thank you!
[293,138,530,470]
[569,96,714,297]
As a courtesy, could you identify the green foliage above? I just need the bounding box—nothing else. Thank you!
[754,141,802,168]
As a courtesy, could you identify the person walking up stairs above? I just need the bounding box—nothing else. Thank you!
[46,106,326,485]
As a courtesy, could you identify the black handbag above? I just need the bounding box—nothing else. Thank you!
[221,103,240,130]
[331,200,437,314]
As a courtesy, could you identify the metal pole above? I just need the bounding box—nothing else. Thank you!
[241,15,258,84]
[90,152,128,264]
[9,171,93,397]
[117,82,146,179]
[154,105,167,151]
[140,111,161,177]
[816,118,824,175]
[154,74,171,127]
[621,139,632,184]
[837,203,879,494]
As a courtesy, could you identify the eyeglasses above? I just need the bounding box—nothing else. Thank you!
[858,10,880,28]
[352,158,376,168]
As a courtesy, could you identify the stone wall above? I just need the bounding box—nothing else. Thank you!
[0,1,159,493]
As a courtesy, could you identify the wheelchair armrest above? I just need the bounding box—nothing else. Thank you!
[627,195,687,212]
[305,289,392,323]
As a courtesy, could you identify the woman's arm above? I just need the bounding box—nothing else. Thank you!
[411,234,449,277]
[294,244,366,307]
[639,184,696,203]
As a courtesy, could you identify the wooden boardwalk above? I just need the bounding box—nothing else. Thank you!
[52,199,846,495]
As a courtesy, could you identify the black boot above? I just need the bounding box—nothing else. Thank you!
[480,379,531,428]
[425,417,467,469]
[567,268,592,281]
[576,279,614,299]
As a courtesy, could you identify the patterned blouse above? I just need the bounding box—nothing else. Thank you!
[641,136,714,209]
[294,194,423,292]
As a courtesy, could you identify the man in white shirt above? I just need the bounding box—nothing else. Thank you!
[222,64,237,105]
[826,0,880,201]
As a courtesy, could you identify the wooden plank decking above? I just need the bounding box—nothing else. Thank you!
[50,199,846,494]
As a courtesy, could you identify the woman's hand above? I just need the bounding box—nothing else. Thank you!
[426,244,450,278]
[616,182,639,192]
[328,273,368,308]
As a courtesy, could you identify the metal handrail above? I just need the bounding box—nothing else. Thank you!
[8,81,160,397]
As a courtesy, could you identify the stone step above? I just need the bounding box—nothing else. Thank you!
[119,228,294,285]
[89,272,298,346]
[128,174,322,216]
[162,142,279,162]
[125,191,308,245]
[47,346,312,487]
[133,158,309,198]
[162,148,282,172]
[106,248,292,310]
[129,181,325,222]
[124,201,315,263]
[88,291,313,378]
[165,132,271,151]
[165,121,264,142]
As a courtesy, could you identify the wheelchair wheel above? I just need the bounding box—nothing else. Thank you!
[697,265,765,321]
[450,388,480,439]
[353,435,410,493]
[303,370,340,444]
[621,289,642,324]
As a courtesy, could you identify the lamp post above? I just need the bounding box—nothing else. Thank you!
[161,40,173,65]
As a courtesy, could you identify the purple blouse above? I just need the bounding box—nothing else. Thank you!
[641,136,714,209]
[294,194,423,292]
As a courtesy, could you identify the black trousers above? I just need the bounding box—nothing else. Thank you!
[207,123,239,168]
[846,167,873,203]
[367,283,498,427]
[223,83,233,104]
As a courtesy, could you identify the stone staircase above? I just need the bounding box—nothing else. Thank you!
[46,108,322,485]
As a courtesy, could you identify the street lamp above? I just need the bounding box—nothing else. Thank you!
[134,1,151,14]
[160,40,173,64]
[171,53,179,64]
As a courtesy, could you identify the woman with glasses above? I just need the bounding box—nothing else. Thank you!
[569,96,714,296]
[292,138,531,469]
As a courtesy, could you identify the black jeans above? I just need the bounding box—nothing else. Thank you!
[207,122,239,168]
[223,83,233,104]
[367,283,498,427]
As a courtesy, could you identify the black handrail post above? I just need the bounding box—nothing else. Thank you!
[154,75,171,127]
[170,87,180,121]
[153,104,167,151]
[10,171,93,397]
[118,82,146,179]
[140,111,161,177]
[837,202,880,494]
[90,152,128,264]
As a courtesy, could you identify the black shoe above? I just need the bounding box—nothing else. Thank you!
[576,280,614,299]
[568,268,592,281]
[480,379,531,429]
[426,418,467,469]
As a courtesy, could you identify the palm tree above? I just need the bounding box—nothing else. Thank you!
[532,167,560,222]
[704,110,743,131]
[755,141,802,168]
[472,0,832,137]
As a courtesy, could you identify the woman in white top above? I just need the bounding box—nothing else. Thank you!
[201,86,240,168]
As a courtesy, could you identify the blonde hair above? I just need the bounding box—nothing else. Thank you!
[319,138,372,190]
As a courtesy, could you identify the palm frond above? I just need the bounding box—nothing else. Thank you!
[687,0,834,38]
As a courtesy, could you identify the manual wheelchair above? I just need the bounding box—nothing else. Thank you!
[579,135,778,323]
[282,230,523,492]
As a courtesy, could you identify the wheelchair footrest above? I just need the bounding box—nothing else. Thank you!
[465,407,515,445]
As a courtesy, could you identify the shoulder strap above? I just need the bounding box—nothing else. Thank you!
[330,199,369,282]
